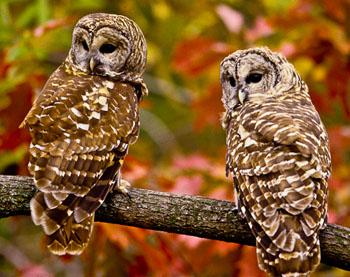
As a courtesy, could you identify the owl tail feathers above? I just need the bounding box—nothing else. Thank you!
[46,215,94,255]
[30,191,94,255]
[256,241,320,277]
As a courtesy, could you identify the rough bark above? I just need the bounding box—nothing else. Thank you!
[0,175,349,271]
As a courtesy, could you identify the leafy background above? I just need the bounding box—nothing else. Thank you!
[0,0,349,276]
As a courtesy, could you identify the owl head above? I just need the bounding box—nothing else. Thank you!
[67,13,147,81]
[220,47,301,111]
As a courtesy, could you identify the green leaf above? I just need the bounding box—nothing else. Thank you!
[0,145,26,173]
[36,0,50,23]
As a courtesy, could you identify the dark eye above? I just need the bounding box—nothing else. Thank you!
[228,77,236,87]
[246,73,263,84]
[81,40,89,51]
[99,43,117,54]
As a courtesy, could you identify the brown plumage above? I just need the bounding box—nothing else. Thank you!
[220,47,330,276]
[21,13,148,255]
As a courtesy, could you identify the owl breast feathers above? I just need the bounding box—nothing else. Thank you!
[21,13,148,255]
[221,47,331,276]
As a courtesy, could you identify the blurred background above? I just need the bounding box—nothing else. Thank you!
[0,0,349,276]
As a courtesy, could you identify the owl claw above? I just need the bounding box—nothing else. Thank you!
[115,179,131,200]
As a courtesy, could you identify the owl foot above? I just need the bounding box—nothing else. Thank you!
[115,179,131,200]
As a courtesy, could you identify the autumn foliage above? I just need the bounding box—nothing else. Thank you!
[0,0,349,276]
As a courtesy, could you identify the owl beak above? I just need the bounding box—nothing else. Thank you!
[238,89,247,104]
[89,58,96,72]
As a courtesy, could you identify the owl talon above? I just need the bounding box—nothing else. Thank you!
[236,203,245,218]
[115,179,131,200]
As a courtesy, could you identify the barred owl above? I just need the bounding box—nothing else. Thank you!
[20,13,148,255]
[220,47,330,276]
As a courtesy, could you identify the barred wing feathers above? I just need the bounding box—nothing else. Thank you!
[226,96,330,276]
[22,65,140,255]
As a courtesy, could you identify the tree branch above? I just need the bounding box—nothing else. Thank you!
[0,175,349,271]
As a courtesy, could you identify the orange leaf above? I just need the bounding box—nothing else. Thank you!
[237,246,266,277]
[123,156,150,183]
[175,234,203,249]
[328,126,350,166]
[208,187,231,201]
[192,82,224,130]
[172,37,230,77]
[99,223,131,250]
[0,79,41,150]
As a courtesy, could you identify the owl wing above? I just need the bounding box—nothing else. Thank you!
[23,64,139,196]
[237,98,331,185]
[23,65,140,254]
[228,97,330,274]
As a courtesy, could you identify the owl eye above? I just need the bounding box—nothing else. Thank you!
[81,40,89,51]
[99,43,117,54]
[246,73,263,84]
[228,77,236,87]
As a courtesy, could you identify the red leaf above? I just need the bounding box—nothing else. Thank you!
[172,37,230,77]
[323,0,348,23]
[328,177,345,190]
[309,90,332,116]
[192,82,224,130]
[326,59,350,117]
[237,246,265,277]
[328,126,350,166]
[0,80,40,150]
[128,256,149,277]
[99,223,132,250]
[0,52,11,78]
[122,156,150,183]
[0,129,30,150]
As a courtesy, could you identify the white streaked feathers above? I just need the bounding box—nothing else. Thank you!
[221,47,330,276]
